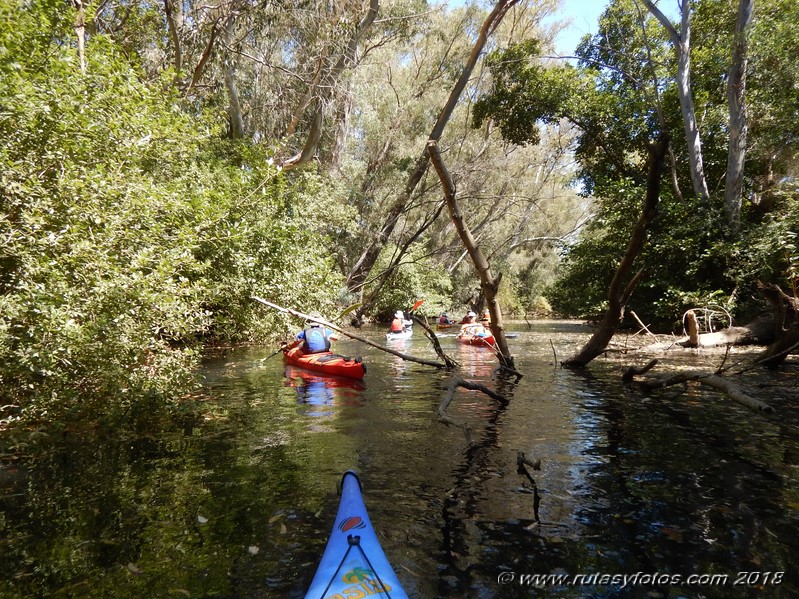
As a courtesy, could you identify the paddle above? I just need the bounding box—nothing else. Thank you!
[409,299,424,313]
[260,343,288,362]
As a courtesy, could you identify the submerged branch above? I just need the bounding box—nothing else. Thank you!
[627,365,773,413]
[438,377,507,445]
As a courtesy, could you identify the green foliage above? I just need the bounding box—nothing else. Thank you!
[0,0,339,422]
[485,0,799,329]
[473,39,583,147]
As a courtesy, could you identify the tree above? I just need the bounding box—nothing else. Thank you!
[345,0,521,293]
[641,0,710,202]
[723,0,754,230]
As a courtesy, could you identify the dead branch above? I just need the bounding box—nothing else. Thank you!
[632,369,773,413]
[438,377,507,444]
[516,451,541,522]
[622,358,659,383]
[411,315,459,368]
[630,310,658,339]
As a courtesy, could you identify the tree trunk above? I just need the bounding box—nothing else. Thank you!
[186,21,218,93]
[428,140,517,372]
[281,0,379,170]
[223,18,244,140]
[563,134,669,367]
[164,0,183,74]
[72,0,86,74]
[756,284,799,367]
[643,0,709,202]
[724,0,754,230]
[345,0,520,292]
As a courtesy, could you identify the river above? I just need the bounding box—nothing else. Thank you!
[1,321,798,598]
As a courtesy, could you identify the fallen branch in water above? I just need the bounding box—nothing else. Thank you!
[252,296,448,369]
[411,314,458,368]
[438,377,506,445]
[516,451,541,522]
[630,310,658,339]
[627,365,773,413]
[622,358,659,383]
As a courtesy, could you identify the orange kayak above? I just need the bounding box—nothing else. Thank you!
[283,347,366,380]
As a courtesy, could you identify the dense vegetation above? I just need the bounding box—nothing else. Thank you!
[1,0,797,423]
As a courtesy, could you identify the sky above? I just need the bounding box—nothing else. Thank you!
[549,0,609,55]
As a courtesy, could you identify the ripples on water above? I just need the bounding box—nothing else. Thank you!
[1,321,798,598]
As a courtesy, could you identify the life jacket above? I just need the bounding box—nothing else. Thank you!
[390,318,404,332]
[301,326,331,353]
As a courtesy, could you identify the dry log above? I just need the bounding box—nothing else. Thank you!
[678,312,776,348]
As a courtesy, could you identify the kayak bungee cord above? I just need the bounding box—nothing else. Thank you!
[316,534,395,599]
[304,471,408,598]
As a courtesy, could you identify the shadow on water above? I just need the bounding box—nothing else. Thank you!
[1,321,798,598]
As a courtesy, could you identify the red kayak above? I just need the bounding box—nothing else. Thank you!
[456,324,495,347]
[283,347,366,380]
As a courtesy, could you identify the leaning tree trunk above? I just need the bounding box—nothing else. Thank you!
[281,0,379,170]
[164,0,183,74]
[562,134,669,368]
[223,17,244,140]
[345,0,520,292]
[756,284,799,367]
[428,140,517,373]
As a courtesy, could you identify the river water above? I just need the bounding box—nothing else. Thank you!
[1,321,798,598]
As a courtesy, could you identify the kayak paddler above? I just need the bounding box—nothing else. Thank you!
[283,313,339,354]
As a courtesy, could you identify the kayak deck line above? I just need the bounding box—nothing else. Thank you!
[304,471,408,599]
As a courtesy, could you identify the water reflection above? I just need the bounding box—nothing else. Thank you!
[283,365,364,418]
[0,322,798,598]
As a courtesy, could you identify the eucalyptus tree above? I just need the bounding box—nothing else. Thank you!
[641,0,710,202]
[344,0,524,296]
[475,0,798,327]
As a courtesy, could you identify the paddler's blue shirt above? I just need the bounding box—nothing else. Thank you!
[296,326,334,353]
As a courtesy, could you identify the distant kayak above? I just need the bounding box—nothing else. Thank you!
[304,471,408,599]
[283,347,366,380]
[385,329,412,340]
[435,322,456,331]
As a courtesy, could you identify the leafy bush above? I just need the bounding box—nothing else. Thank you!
[0,1,339,423]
